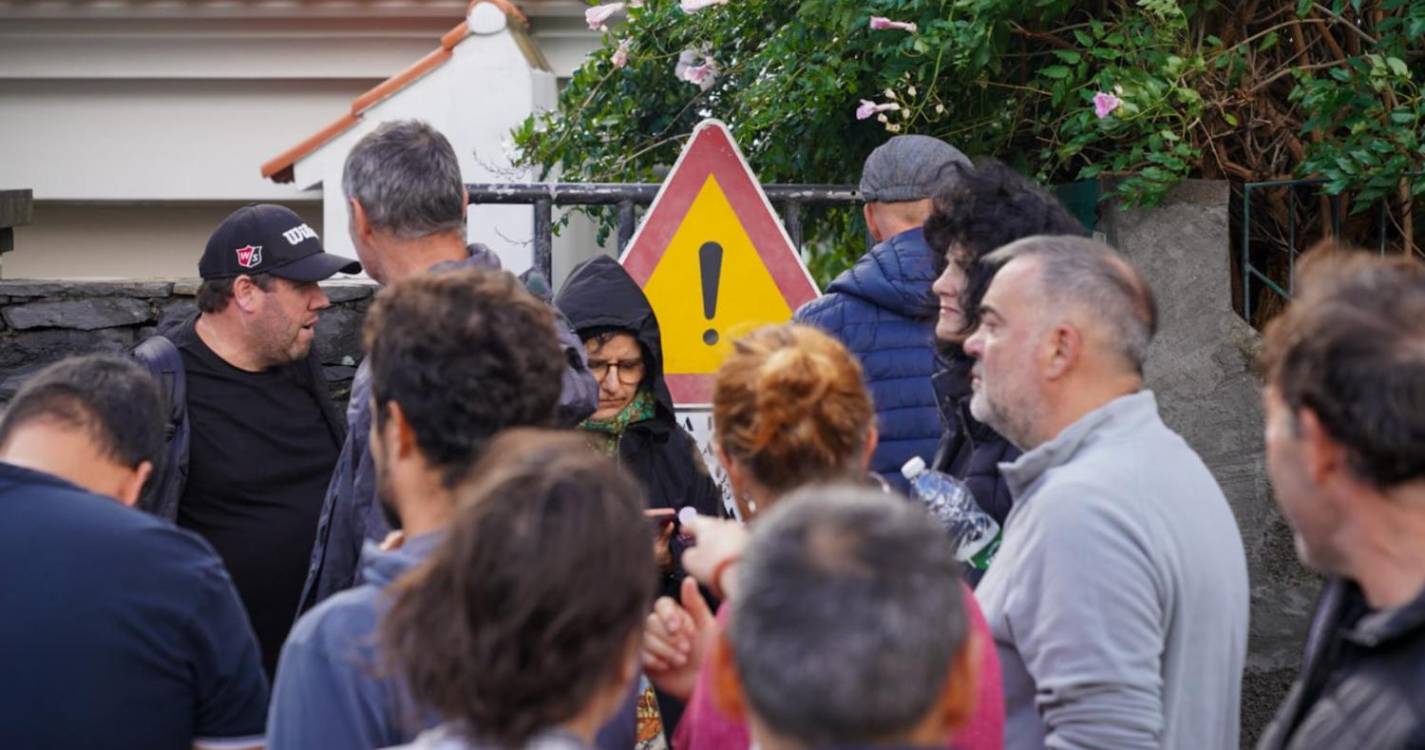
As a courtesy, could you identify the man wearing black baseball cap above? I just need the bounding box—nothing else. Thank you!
[134,203,359,679]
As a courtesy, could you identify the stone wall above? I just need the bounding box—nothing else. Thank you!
[1103,180,1317,747]
[0,278,376,410]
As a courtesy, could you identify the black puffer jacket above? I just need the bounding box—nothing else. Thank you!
[931,351,1019,586]
[555,255,725,522]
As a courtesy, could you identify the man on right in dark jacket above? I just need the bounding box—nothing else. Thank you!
[1256,245,1425,750]
[795,135,970,491]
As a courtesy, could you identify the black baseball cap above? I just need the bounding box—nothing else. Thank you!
[200,204,361,281]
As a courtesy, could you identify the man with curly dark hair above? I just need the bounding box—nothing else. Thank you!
[268,268,568,749]
[921,160,1086,586]
[381,429,656,750]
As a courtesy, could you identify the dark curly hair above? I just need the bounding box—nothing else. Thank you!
[1260,242,1425,488]
[922,159,1087,339]
[381,429,655,747]
[364,268,564,489]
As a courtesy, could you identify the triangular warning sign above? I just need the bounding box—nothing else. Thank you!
[620,120,820,406]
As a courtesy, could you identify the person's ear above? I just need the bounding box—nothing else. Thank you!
[1043,323,1081,381]
[231,275,264,313]
[717,449,754,519]
[860,425,880,472]
[460,186,470,222]
[709,629,747,722]
[388,401,419,459]
[1296,407,1344,487]
[116,461,154,508]
[349,197,373,240]
[863,203,884,243]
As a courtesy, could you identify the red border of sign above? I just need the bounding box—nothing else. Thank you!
[620,120,820,406]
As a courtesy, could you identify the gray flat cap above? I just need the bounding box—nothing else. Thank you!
[859,135,971,203]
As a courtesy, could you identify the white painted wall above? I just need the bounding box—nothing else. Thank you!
[2,201,324,279]
[295,5,557,276]
[0,0,607,281]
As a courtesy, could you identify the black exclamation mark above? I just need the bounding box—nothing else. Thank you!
[700,241,723,346]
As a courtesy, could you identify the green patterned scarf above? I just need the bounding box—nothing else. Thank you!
[579,387,658,456]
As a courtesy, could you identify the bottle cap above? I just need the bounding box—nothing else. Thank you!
[901,456,927,480]
[678,506,700,527]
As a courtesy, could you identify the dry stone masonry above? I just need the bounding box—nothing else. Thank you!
[0,278,376,409]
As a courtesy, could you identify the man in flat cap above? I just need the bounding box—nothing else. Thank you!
[134,203,360,679]
[795,135,971,491]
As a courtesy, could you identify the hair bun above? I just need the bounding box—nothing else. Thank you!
[750,346,834,451]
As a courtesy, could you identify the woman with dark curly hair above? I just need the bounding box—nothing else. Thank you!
[380,429,656,750]
[921,159,1087,585]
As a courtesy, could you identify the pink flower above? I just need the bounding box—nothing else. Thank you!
[855,99,900,120]
[680,61,716,86]
[680,0,728,12]
[1093,92,1122,119]
[612,38,631,68]
[585,2,625,31]
[869,16,918,33]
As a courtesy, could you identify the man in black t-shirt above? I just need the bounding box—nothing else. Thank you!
[0,355,268,750]
[168,204,360,678]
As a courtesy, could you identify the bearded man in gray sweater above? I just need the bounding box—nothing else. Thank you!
[963,235,1249,750]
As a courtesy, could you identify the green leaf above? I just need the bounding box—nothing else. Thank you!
[1296,0,1312,16]
[1224,113,1240,126]
[1053,50,1083,64]
[1387,57,1410,78]
[1041,65,1072,79]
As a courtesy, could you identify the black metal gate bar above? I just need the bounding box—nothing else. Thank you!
[467,182,861,281]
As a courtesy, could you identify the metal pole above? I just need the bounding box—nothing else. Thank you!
[617,201,636,254]
[1242,185,1253,322]
[783,201,803,252]
[1288,188,1297,297]
[533,197,553,282]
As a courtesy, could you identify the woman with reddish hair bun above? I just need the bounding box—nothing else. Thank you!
[640,323,1005,750]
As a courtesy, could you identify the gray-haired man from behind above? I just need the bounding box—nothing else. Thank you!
[964,236,1248,749]
[708,486,981,749]
[298,119,597,615]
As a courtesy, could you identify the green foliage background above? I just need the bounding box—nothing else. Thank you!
[516,0,1425,283]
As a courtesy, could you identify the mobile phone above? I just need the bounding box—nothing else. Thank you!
[644,508,677,528]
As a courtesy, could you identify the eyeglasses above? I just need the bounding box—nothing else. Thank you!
[589,358,646,385]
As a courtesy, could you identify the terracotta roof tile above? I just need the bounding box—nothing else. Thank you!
[260,113,359,180]
[261,0,523,184]
[351,47,452,115]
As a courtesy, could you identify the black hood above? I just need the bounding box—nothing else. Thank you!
[555,255,674,419]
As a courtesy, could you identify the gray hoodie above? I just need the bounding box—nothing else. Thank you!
[974,391,1249,750]
[269,533,641,750]
[268,533,441,750]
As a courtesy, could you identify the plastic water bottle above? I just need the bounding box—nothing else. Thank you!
[901,457,1001,570]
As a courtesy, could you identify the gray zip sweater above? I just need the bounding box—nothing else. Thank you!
[975,391,1249,750]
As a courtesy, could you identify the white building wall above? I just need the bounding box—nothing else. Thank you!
[0,1,607,282]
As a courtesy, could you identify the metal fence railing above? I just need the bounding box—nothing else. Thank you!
[1239,176,1421,323]
[466,182,862,282]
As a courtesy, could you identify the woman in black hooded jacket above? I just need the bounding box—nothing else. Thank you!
[555,256,725,589]
[923,159,1088,586]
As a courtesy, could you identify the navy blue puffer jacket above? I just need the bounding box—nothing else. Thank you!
[794,227,942,491]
